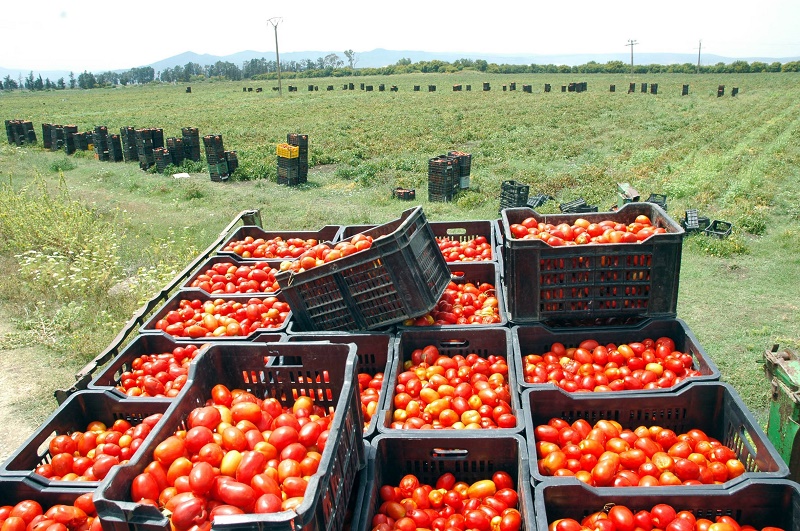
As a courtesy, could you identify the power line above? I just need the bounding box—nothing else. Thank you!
[267,17,283,97]
[626,39,638,74]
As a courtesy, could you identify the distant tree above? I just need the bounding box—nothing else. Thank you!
[69,72,76,89]
[324,53,343,69]
[474,59,488,72]
[782,61,800,72]
[768,61,782,72]
[44,78,53,90]
[344,49,357,68]
[24,71,35,90]
[33,74,44,90]
[3,75,18,90]
[395,57,411,66]
[750,61,768,73]
[730,60,751,73]
[57,77,65,89]
[78,71,96,89]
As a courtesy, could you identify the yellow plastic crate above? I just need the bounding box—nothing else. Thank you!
[276,143,299,158]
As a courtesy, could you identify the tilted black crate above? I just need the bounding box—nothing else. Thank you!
[276,207,450,332]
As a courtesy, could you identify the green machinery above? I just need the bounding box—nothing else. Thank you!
[763,344,800,482]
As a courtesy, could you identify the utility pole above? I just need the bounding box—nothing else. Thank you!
[626,39,638,74]
[268,17,283,97]
[696,40,702,74]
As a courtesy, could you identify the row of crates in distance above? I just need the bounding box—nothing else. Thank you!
[6,116,236,182]
[428,151,472,202]
[4,119,36,146]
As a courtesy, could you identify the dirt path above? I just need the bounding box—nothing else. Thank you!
[0,313,74,464]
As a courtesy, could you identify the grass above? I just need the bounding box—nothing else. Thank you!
[0,72,799,428]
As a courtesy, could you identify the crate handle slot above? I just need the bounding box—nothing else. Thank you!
[431,447,469,459]
[450,271,466,281]
[445,228,468,236]
[437,339,470,348]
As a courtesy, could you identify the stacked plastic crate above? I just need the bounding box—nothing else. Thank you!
[499,202,793,531]
[276,142,299,185]
[92,126,110,161]
[428,155,459,202]
[203,134,228,181]
[287,132,308,183]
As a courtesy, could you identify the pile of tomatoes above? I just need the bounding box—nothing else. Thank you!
[371,471,522,531]
[521,336,702,392]
[548,502,785,531]
[0,494,102,531]
[115,344,202,397]
[508,215,667,246]
[154,297,290,338]
[535,417,747,487]
[34,414,163,482]
[358,372,384,433]
[221,236,323,260]
[404,280,501,327]
[436,235,493,262]
[279,233,374,274]
[390,346,515,430]
[188,262,280,295]
[129,387,335,528]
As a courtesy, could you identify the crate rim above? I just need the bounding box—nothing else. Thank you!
[377,326,523,435]
[138,288,291,339]
[511,317,721,394]
[523,380,789,488]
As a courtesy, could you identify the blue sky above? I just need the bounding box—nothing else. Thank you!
[1,0,799,71]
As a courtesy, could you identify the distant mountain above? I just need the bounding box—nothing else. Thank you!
[3,49,798,81]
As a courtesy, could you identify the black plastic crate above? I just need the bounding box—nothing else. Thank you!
[396,261,507,329]
[430,219,499,262]
[682,209,711,232]
[559,197,598,213]
[217,224,343,260]
[645,193,668,211]
[392,187,416,200]
[500,180,530,210]
[276,207,451,332]
[356,434,533,531]
[95,341,364,531]
[0,390,170,488]
[501,203,684,323]
[378,327,522,434]
[285,332,394,440]
[513,318,720,395]
[87,334,208,396]
[705,219,733,239]
[182,255,283,296]
[524,382,788,488]
[527,193,554,209]
[536,480,799,531]
[139,289,291,339]
[287,132,308,147]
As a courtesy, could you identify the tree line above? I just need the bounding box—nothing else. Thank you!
[3,54,800,91]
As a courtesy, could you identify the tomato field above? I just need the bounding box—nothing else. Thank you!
[0,73,799,529]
